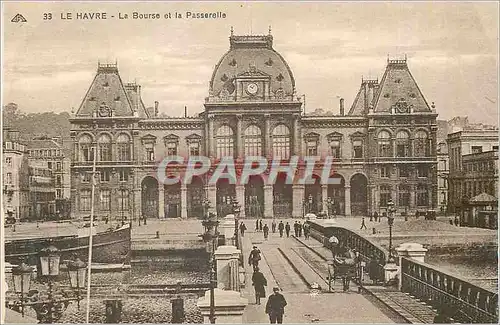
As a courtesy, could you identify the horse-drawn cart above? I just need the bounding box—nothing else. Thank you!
[326,236,362,292]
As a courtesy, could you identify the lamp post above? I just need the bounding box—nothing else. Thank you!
[201,210,219,324]
[8,248,87,323]
[386,199,396,263]
[232,197,241,248]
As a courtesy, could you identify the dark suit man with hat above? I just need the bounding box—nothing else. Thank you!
[265,287,287,324]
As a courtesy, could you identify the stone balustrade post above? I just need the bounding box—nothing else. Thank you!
[395,242,428,290]
[219,214,236,246]
[214,245,242,291]
[197,289,248,324]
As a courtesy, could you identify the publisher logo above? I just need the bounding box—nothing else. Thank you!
[11,14,27,23]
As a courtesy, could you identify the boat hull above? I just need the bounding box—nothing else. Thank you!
[4,224,131,266]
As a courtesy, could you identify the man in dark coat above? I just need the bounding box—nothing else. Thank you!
[285,222,291,238]
[252,267,267,305]
[239,222,247,237]
[293,221,299,237]
[249,246,261,271]
[271,220,277,233]
[278,221,284,237]
[256,219,260,231]
[297,221,303,237]
[263,224,269,240]
[259,219,263,231]
[303,223,310,239]
[265,287,287,324]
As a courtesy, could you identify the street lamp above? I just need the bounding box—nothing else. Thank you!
[386,199,396,263]
[232,197,241,248]
[8,248,87,323]
[308,194,313,214]
[200,211,219,324]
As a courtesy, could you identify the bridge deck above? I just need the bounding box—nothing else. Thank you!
[239,228,399,323]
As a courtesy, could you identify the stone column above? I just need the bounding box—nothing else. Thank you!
[214,245,241,291]
[134,188,141,222]
[292,184,305,219]
[197,289,248,324]
[208,114,215,157]
[236,115,243,158]
[181,184,187,219]
[321,184,328,214]
[293,114,300,156]
[264,114,271,158]
[158,185,165,219]
[344,185,351,217]
[410,185,416,210]
[208,184,217,215]
[236,184,245,219]
[264,185,273,219]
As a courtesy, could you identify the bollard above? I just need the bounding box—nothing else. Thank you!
[104,299,122,323]
[156,231,160,239]
[171,296,185,323]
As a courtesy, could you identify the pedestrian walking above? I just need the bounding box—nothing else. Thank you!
[293,221,298,237]
[278,221,284,237]
[297,221,303,237]
[249,246,262,271]
[373,211,379,222]
[369,212,373,222]
[271,220,277,233]
[285,222,291,238]
[256,219,259,231]
[360,217,367,230]
[252,267,267,305]
[265,287,287,324]
[454,216,459,226]
[263,224,269,240]
[259,219,263,232]
[303,223,310,239]
[240,222,247,237]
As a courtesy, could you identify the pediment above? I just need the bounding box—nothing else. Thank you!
[163,134,180,142]
[186,133,202,142]
[141,134,157,143]
[326,131,343,140]
[237,69,271,78]
[304,132,320,141]
[350,131,365,138]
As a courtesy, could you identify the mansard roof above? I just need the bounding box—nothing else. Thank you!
[76,63,149,118]
[348,79,379,116]
[372,58,431,113]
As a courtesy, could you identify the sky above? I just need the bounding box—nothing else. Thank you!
[2,2,499,124]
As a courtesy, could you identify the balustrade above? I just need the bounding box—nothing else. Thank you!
[401,257,498,323]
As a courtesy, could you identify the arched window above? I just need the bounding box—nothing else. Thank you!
[116,134,131,161]
[78,134,92,162]
[272,124,290,159]
[380,185,392,207]
[97,134,112,161]
[396,131,410,157]
[377,131,392,157]
[216,125,234,158]
[244,125,262,156]
[417,184,429,206]
[414,130,428,157]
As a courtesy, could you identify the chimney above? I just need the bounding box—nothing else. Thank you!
[340,98,345,116]
[154,101,159,117]
[184,106,187,118]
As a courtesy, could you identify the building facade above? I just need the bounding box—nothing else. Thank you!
[2,128,30,221]
[436,141,449,213]
[28,160,56,220]
[70,33,438,221]
[27,137,72,217]
[447,128,499,213]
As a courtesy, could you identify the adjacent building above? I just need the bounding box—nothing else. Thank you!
[27,137,72,217]
[70,32,438,221]
[436,141,449,213]
[447,128,499,214]
[2,128,30,221]
[28,160,56,220]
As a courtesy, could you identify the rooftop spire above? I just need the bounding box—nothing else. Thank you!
[268,25,272,35]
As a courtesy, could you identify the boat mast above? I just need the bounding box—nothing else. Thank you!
[85,145,98,323]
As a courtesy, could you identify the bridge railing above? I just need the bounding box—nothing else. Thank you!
[306,220,388,283]
[401,256,498,323]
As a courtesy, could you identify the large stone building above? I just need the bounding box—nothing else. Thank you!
[436,141,449,213]
[447,128,499,213]
[70,32,438,221]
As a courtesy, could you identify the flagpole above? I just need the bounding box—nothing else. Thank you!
[86,146,97,323]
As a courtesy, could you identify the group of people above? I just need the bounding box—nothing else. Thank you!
[249,246,288,324]
[239,219,311,240]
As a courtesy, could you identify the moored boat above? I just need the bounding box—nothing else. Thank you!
[4,223,131,266]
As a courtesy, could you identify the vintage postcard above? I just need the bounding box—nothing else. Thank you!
[1,1,498,324]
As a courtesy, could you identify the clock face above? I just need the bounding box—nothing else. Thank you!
[246,83,259,95]
[98,104,111,117]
